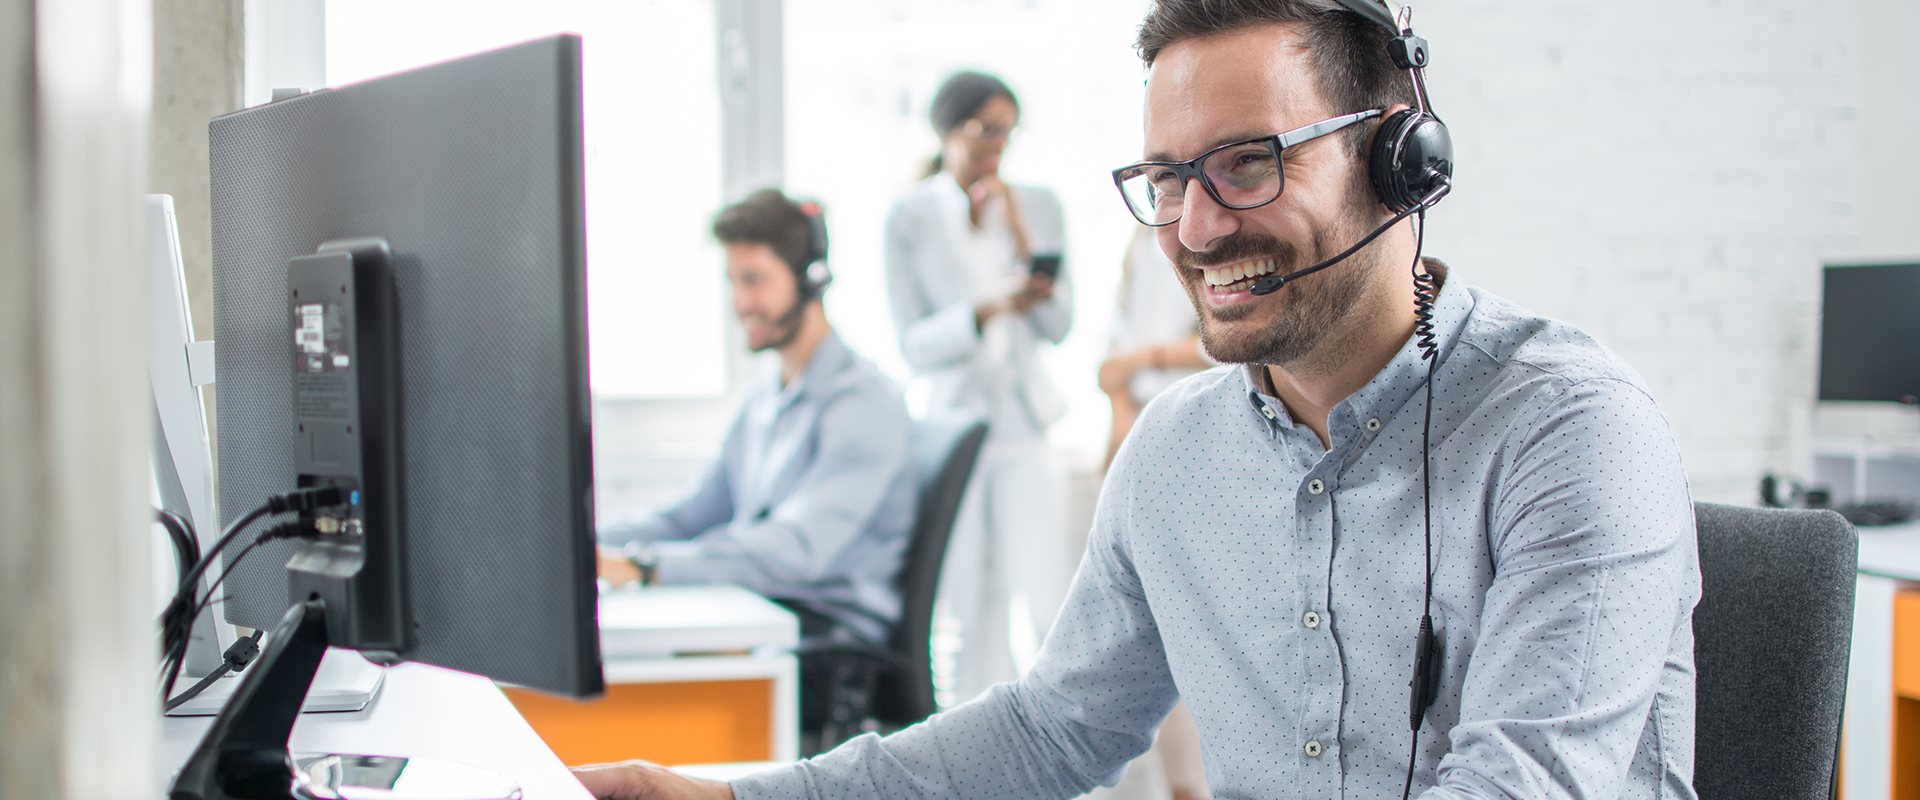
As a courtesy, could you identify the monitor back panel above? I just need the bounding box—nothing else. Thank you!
[210,35,600,696]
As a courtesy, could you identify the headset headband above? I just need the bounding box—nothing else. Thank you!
[1330,0,1397,34]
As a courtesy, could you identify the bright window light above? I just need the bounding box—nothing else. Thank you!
[328,0,727,398]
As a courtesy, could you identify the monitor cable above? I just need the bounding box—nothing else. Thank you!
[158,487,345,708]
[156,508,201,585]
[164,630,265,712]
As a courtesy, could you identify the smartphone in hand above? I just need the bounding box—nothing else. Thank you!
[1030,253,1062,280]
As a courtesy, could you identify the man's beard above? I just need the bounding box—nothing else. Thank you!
[1175,206,1381,368]
[747,293,808,353]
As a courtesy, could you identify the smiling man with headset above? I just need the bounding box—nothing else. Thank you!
[576,2,1699,798]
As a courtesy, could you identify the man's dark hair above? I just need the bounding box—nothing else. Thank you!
[1136,0,1415,158]
[712,189,816,297]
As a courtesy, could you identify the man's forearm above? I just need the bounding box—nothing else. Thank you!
[731,681,1144,800]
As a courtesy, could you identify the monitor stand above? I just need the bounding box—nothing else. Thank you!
[165,647,386,717]
[168,600,520,800]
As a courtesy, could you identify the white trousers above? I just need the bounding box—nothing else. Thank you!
[932,432,1070,707]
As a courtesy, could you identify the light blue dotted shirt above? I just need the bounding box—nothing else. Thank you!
[733,273,1701,799]
[598,332,917,644]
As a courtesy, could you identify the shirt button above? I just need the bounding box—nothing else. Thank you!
[1305,740,1323,757]
[1307,478,1324,495]
[1303,611,1321,628]
[1366,417,1381,432]
[1261,405,1276,419]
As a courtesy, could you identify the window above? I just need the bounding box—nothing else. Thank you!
[328,0,728,397]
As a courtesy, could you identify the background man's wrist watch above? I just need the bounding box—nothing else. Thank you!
[623,544,658,586]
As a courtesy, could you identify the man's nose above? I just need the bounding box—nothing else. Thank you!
[1177,177,1238,254]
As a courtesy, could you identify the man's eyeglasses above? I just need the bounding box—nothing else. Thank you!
[1111,109,1382,227]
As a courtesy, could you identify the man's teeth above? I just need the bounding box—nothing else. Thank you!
[1204,259,1279,288]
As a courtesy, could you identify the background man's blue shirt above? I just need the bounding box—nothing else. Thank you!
[732,271,1701,799]
[599,332,918,643]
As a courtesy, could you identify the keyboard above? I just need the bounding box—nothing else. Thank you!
[1834,501,1918,527]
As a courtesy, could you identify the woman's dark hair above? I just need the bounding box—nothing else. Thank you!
[925,70,1018,177]
[711,189,814,294]
[1135,0,1414,159]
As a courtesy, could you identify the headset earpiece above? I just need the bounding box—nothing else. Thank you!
[1368,108,1453,214]
[803,261,833,299]
[795,199,832,300]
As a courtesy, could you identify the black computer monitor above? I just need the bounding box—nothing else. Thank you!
[1818,263,1920,406]
[178,35,602,798]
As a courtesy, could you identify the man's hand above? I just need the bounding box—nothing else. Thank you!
[571,760,734,800]
[596,545,641,586]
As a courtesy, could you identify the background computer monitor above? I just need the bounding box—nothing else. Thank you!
[148,193,230,677]
[1818,262,1920,407]
[209,34,601,697]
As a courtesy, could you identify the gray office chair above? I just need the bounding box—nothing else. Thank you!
[805,414,989,749]
[1692,501,1856,800]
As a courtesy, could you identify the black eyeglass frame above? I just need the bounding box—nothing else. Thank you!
[1111,109,1384,227]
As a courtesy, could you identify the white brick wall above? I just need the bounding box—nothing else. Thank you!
[1417,0,1867,503]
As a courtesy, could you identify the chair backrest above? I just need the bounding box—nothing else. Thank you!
[871,414,989,725]
[1692,501,1856,800]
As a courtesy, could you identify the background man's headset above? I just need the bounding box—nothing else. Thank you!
[1237,2,1455,797]
[795,199,833,301]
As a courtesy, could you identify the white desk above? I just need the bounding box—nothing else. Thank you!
[160,661,590,799]
[1845,519,1920,800]
[599,583,799,660]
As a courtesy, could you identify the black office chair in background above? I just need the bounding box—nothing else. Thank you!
[801,414,988,752]
[1692,501,1856,800]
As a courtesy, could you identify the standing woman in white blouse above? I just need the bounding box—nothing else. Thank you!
[884,71,1072,706]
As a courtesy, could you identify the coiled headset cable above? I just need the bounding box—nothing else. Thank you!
[1402,181,1446,800]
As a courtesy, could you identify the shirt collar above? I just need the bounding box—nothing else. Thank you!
[1240,260,1474,447]
[775,329,851,409]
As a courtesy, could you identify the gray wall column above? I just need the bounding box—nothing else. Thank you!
[716,0,783,202]
[150,0,242,489]
[715,0,784,392]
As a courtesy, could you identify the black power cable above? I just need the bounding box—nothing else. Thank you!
[165,630,265,712]
[158,487,346,708]
[155,508,200,584]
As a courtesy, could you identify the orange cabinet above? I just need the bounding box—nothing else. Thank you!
[504,678,776,766]
[1892,590,1920,798]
